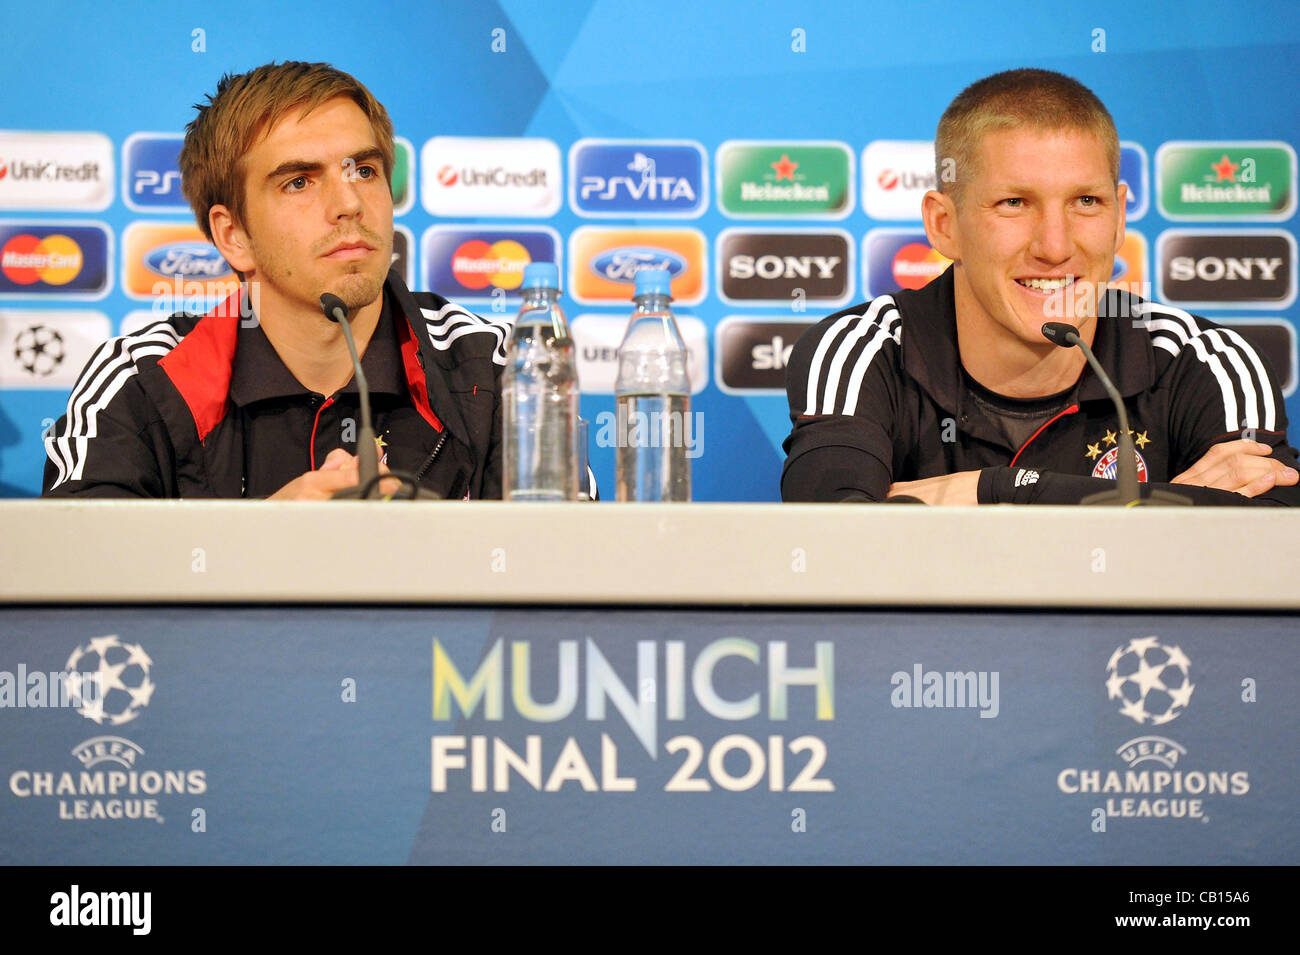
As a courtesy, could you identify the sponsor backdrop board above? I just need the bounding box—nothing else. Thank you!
[0,1,1297,500]
[0,607,1295,864]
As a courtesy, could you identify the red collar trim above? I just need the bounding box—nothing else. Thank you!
[157,290,242,445]
[1008,403,1080,467]
[396,315,444,433]
[157,287,444,444]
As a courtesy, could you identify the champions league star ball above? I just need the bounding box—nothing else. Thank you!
[64,635,156,726]
[13,324,65,377]
[1105,636,1195,726]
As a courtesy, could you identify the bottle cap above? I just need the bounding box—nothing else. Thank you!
[521,262,560,291]
[633,268,672,298]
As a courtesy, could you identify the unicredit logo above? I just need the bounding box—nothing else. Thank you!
[0,158,102,182]
[421,137,562,217]
[0,132,114,211]
[875,168,933,193]
[435,164,549,188]
[862,140,937,220]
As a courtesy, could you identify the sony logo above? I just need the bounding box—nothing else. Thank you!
[1168,256,1284,282]
[728,254,841,280]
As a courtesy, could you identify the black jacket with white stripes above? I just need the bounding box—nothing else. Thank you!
[782,266,1300,505]
[42,269,506,499]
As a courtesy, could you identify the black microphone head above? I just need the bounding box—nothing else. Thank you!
[1040,322,1080,347]
[319,292,348,323]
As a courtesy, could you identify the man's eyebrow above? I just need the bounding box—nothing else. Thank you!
[264,149,384,181]
[987,181,1113,194]
[265,159,324,181]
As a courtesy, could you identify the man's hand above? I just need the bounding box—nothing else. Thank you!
[1170,439,1299,498]
[267,448,400,501]
[887,470,980,506]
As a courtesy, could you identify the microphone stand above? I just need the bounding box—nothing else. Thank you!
[319,292,439,501]
[1041,322,1191,507]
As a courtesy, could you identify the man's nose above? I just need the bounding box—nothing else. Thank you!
[1029,205,1072,263]
[326,165,365,220]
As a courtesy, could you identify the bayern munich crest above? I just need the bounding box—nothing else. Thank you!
[1091,446,1149,482]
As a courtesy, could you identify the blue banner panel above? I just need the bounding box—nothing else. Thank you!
[1,607,1294,865]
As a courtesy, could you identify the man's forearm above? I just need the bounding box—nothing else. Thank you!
[977,467,1300,506]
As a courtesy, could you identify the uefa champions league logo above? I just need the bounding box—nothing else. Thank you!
[65,636,155,726]
[1105,636,1194,726]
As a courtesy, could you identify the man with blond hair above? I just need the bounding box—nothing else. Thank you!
[44,62,505,500]
[783,68,1300,505]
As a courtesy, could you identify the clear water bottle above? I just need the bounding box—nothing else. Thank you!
[502,262,580,501]
[614,268,691,501]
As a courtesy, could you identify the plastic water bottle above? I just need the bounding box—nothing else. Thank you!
[614,268,691,501]
[502,262,580,501]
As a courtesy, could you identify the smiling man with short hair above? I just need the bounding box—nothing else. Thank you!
[44,61,505,500]
[782,68,1300,506]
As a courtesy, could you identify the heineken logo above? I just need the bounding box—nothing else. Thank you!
[717,141,853,219]
[1156,142,1296,220]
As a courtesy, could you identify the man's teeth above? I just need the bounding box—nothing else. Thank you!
[1018,277,1074,291]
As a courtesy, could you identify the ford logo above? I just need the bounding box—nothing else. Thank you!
[144,243,230,278]
[590,247,687,282]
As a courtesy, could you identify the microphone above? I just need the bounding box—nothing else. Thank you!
[1041,322,1189,507]
[320,292,379,499]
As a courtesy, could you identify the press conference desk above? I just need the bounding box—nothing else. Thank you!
[1,503,1297,865]
[2,501,1298,608]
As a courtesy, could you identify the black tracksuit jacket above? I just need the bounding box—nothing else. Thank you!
[42,270,506,500]
[782,267,1300,506]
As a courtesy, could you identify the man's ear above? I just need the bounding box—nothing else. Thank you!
[208,204,255,275]
[922,189,960,262]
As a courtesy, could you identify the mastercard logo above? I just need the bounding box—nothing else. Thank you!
[450,239,531,290]
[891,242,950,290]
[422,227,559,301]
[0,233,83,285]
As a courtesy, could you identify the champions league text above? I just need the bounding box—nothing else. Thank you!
[430,638,835,792]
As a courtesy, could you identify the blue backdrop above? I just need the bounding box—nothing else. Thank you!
[1,0,1297,500]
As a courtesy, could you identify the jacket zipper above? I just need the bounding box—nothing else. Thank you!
[415,431,449,483]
